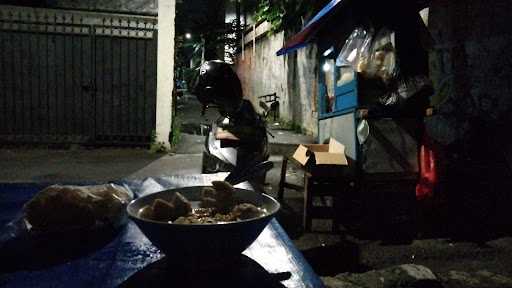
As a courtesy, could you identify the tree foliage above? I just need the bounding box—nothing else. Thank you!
[253,0,331,34]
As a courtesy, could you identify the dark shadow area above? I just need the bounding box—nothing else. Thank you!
[416,120,512,244]
[444,182,512,244]
[408,280,445,288]
[0,225,121,273]
[416,182,512,245]
[301,240,369,277]
[277,157,511,248]
[120,254,290,288]
[180,122,210,136]
[275,201,304,239]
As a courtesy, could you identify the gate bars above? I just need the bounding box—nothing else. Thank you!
[0,6,158,145]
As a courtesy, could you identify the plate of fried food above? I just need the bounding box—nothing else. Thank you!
[0,184,133,271]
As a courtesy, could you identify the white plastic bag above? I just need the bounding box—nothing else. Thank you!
[0,184,133,271]
[1,184,133,243]
[23,184,133,231]
[337,27,397,84]
[336,27,373,72]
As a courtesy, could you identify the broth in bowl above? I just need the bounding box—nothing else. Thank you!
[137,181,266,224]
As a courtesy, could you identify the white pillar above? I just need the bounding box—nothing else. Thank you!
[156,0,176,148]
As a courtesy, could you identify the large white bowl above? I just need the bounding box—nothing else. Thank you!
[127,186,280,267]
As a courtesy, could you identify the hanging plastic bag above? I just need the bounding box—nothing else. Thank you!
[336,27,373,72]
[357,119,370,144]
[337,27,397,82]
[366,27,397,83]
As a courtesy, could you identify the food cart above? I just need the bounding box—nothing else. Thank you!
[278,0,434,239]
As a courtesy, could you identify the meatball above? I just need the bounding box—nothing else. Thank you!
[201,187,216,199]
[140,192,193,222]
[231,203,263,220]
[151,199,175,221]
[211,181,234,200]
[172,192,192,217]
[138,205,155,220]
[200,196,217,209]
[202,181,235,213]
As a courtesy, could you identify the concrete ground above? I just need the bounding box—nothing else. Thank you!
[0,149,202,183]
[1,94,512,287]
[174,93,314,156]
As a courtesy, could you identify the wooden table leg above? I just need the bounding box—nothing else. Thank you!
[277,157,288,203]
[303,173,313,232]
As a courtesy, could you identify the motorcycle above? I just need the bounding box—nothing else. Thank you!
[195,61,270,190]
[201,100,270,188]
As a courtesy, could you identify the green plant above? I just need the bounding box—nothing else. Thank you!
[254,1,285,33]
[278,119,306,134]
[149,130,169,154]
[170,116,182,149]
[254,0,331,34]
[150,130,157,145]
[183,67,198,90]
[149,141,168,154]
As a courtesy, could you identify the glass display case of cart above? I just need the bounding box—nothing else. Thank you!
[318,51,358,119]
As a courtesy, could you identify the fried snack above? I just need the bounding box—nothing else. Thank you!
[211,181,234,200]
[152,199,176,222]
[199,196,217,209]
[140,192,193,222]
[231,203,263,220]
[24,186,95,230]
[89,184,132,224]
[138,205,154,220]
[24,184,131,231]
[172,192,192,217]
[201,187,216,199]
[200,181,235,213]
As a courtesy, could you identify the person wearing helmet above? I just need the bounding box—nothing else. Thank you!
[194,60,269,176]
[195,60,244,117]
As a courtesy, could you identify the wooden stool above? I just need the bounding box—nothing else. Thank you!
[303,172,347,232]
[279,157,353,233]
[277,157,303,203]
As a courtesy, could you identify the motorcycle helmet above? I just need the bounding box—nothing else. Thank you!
[194,60,243,117]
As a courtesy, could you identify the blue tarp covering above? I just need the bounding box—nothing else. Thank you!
[276,0,432,59]
[0,178,324,288]
[276,0,346,56]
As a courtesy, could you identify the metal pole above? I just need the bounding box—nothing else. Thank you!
[201,35,205,64]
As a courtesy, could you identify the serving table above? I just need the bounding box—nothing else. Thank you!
[0,174,324,288]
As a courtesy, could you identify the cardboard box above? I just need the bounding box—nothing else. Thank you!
[292,138,348,173]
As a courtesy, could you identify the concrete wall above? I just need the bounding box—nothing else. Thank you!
[234,27,319,136]
[155,0,175,147]
[48,0,158,15]
[426,0,512,170]
[0,0,158,15]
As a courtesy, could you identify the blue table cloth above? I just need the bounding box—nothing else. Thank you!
[0,175,324,288]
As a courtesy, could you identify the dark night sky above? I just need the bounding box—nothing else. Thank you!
[175,0,225,35]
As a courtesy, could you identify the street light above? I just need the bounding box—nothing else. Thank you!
[185,33,192,39]
[323,62,331,72]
